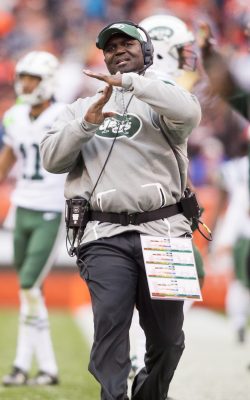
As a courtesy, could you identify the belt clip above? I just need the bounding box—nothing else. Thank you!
[120,212,138,226]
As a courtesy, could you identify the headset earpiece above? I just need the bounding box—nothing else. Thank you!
[138,26,154,67]
[129,22,154,68]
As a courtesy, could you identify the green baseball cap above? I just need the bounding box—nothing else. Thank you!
[96,22,144,50]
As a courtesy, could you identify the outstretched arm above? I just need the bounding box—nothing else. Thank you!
[197,22,250,120]
[83,69,201,141]
[197,22,241,98]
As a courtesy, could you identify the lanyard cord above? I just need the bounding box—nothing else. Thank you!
[87,92,134,205]
[75,92,135,248]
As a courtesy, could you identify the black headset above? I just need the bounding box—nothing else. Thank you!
[96,20,154,69]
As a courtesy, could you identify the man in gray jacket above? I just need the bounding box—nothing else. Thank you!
[40,21,201,400]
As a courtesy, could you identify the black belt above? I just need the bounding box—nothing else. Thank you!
[89,202,183,226]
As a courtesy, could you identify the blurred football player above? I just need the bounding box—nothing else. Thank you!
[197,19,250,347]
[140,14,197,79]
[0,51,66,386]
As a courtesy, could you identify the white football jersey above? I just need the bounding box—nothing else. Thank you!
[3,102,66,212]
[219,156,249,196]
[216,156,250,245]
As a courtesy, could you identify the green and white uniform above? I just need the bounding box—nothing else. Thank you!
[3,102,66,288]
[216,156,250,286]
[214,156,250,337]
[2,101,66,378]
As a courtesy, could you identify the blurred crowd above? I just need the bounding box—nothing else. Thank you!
[0,0,250,350]
[0,0,250,186]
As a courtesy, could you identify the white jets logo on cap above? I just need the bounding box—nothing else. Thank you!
[111,24,126,29]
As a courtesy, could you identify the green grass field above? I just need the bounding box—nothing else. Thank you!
[0,308,100,400]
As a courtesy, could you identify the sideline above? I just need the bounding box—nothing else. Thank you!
[74,306,250,400]
[170,307,250,400]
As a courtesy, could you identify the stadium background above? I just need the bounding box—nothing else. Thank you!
[0,1,249,399]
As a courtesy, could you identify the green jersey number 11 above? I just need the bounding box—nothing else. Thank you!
[19,143,44,180]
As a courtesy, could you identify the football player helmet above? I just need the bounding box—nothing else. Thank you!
[140,14,197,78]
[15,51,59,105]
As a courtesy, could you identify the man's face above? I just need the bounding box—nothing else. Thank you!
[103,34,145,74]
[18,74,41,94]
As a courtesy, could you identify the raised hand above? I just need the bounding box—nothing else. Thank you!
[83,69,123,87]
[196,21,216,50]
[84,84,115,125]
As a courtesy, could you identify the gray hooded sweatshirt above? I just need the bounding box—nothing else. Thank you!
[40,71,201,243]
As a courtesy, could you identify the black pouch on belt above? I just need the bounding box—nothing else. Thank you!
[180,187,201,220]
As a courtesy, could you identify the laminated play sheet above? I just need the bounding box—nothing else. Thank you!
[140,235,202,301]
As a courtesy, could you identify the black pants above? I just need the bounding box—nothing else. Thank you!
[78,232,185,400]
